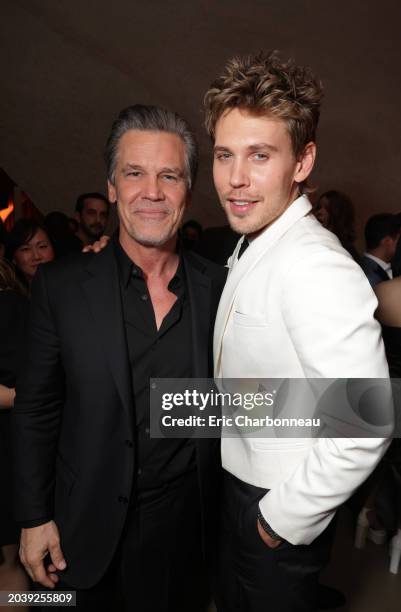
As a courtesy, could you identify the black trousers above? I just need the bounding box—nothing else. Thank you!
[44,470,208,611]
[216,471,335,612]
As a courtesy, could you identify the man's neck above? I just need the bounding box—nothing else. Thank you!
[367,248,389,264]
[119,232,179,279]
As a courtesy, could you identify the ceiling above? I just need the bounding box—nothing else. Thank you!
[1,0,400,238]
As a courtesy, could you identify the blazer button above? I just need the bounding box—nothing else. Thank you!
[125,440,133,448]
[118,495,129,504]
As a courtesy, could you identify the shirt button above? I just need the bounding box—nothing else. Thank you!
[125,439,133,448]
[141,294,148,301]
[138,468,142,476]
[145,427,150,435]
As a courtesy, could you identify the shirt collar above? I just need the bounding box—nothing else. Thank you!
[113,232,139,287]
[364,252,392,272]
[113,232,185,291]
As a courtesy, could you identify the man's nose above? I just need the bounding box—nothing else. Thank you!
[143,175,163,200]
[229,159,250,189]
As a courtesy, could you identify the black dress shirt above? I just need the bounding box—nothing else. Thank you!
[114,236,196,490]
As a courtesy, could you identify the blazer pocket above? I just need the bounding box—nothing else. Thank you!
[233,311,268,327]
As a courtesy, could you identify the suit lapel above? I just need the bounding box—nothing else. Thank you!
[372,260,389,281]
[213,195,312,375]
[184,252,212,378]
[80,244,133,425]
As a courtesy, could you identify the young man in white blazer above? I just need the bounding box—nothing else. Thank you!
[204,52,392,611]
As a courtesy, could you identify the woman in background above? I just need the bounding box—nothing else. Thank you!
[5,219,55,291]
[314,190,360,262]
[354,277,401,573]
[0,258,30,602]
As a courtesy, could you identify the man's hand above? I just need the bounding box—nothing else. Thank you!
[0,384,15,409]
[82,235,110,253]
[257,519,282,549]
[20,521,66,588]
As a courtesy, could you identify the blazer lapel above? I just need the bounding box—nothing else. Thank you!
[184,252,212,378]
[213,195,313,375]
[80,244,133,425]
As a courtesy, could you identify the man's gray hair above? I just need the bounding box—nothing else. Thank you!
[104,104,198,190]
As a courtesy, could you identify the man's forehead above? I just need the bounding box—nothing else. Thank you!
[83,198,108,210]
[116,129,186,172]
[214,108,290,148]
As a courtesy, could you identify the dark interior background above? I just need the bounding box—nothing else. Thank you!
[1,0,400,246]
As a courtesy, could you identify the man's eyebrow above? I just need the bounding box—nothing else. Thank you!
[213,143,279,153]
[121,163,143,171]
[248,143,278,153]
[120,163,184,176]
[159,166,184,176]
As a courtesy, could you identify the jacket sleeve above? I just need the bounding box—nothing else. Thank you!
[259,248,393,545]
[13,265,64,524]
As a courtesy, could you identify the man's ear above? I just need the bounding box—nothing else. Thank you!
[107,180,117,204]
[294,142,316,185]
[381,235,395,252]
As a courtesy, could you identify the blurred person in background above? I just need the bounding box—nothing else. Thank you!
[353,277,401,574]
[389,213,401,278]
[360,213,400,287]
[182,219,203,251]
[313,190,360,262]
[75,192,110,247]
[68,217,79,235]
[5,220,55,291]
[45,211,82,258]
[0,258,30,606]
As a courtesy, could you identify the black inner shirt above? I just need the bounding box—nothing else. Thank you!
[114,235,195,490]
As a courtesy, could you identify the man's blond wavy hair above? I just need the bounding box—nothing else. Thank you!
[204,51,323,187]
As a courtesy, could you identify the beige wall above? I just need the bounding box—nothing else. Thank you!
[1,0,400,248]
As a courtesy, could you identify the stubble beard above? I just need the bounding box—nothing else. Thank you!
[124,219,179,248]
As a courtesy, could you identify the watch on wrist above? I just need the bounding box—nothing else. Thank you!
[257,508,282,541]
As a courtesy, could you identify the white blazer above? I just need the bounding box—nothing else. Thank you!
[214,194,392,545]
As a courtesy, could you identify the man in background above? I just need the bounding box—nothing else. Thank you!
[360,213,400,286]
[75,192,110,246]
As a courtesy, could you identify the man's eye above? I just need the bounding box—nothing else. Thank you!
[216,152,231,160]
[253,153,268,161]
[163,174,178,182]
[127,171,141,177]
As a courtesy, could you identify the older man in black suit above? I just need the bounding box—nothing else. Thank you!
[13,105,225,611]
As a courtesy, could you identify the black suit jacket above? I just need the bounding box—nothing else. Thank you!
[360,255,390,287]
[13,243,226,588]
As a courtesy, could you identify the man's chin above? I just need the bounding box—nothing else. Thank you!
[226,217,253,236]
[128,230,177,249]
